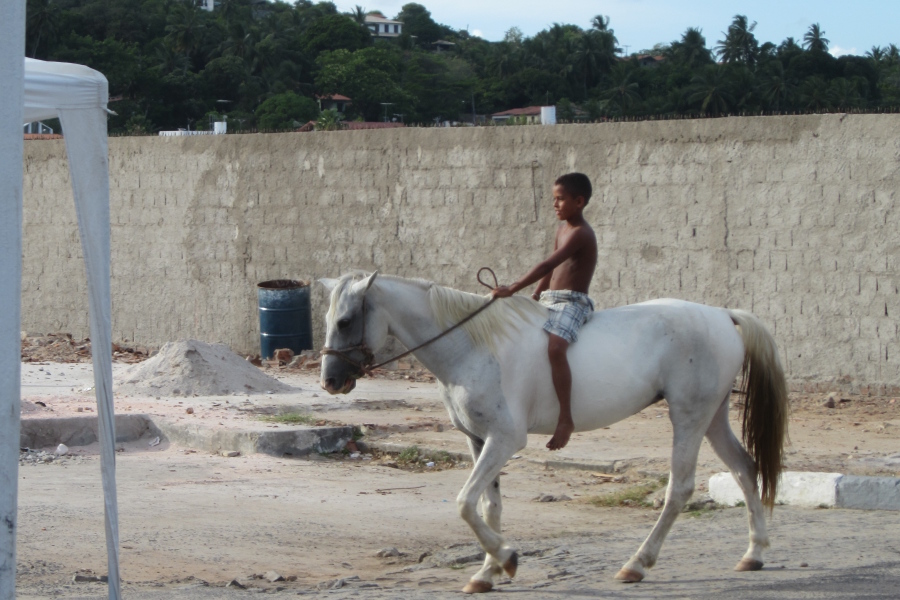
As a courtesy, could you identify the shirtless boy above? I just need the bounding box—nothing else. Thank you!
[491,172,597,450]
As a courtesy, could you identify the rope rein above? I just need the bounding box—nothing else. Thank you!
[321,268,500,377]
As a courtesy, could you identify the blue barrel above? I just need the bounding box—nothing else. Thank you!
[257,279,312,359]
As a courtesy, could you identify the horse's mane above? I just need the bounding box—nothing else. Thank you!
[426,282,546,354]
[332,273,547,354]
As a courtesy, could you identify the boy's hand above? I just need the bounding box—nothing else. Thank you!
[491,285,515,299]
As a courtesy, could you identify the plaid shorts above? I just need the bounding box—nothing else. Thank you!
[539,290,595,344]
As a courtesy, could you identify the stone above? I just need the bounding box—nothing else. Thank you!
[226,579,246,589]
[534,493,571,502]
[822,393,837,409]
[265,571,284,582]
[273,348,294,364]
[223,451,240,458]
[376,547,401,558]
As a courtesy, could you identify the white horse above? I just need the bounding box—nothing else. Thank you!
[319,272,789,594]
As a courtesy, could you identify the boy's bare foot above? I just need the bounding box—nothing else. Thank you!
[546,420,574,450]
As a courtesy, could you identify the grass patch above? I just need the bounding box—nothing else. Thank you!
[394,446,458,469]
[584,477,667,508]
[257,411,315,425]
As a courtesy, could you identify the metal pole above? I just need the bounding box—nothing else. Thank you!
[0,2,25,596]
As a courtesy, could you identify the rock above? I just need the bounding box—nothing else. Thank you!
[226,579,246,589]
[222,451,240,458]
[800,562,809,568]
[534,493,571,502]
[376,547,401,558]
[55,444,69,456]
[417,551,431,563]
[186,407,194,414]
[265,571,284,582]
[822,394,836,409]
[273,348,294,364]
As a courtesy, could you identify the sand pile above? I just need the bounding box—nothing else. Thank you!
[115,340,293,397]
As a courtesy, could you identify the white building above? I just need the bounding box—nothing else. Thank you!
[364,13,403,37]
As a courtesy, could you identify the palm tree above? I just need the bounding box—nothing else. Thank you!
[757,60,796,111]
[166,2,206,59]
[349,5,367,25]
[571,29,620,96]
[26,0,59,58]
[686,67,735,115]
[866,46,885,64]
[668,27,713,69]
[591,15,612,33]
[803,23,829,54]
[828,78,863,109]
[716,15,760,67]
[601,64,641,115]
[798,76,830,111]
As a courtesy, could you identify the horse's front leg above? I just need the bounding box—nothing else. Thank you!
[463,437,505,593]
[457,435,521,593]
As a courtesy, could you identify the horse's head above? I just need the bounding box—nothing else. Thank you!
[318,271,387,394]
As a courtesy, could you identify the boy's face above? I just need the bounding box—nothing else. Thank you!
[553,183,584,221]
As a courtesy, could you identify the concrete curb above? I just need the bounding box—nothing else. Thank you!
[20,415,353,458]
[709,471,900,511]
[152,419,353,457]
[20,414,161,448]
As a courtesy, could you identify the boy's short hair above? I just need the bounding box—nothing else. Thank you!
[555,173,592,205]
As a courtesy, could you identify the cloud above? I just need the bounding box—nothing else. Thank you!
[829,45,859,57]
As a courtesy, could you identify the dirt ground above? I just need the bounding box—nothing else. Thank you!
[13,354,900,598]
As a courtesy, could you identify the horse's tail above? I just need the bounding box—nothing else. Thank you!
[727,309,789,511]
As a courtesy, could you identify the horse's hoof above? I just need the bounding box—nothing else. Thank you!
[462,580,493,594]
[734,558,764,572]
[502,551,518,578]
[614,568,644,583]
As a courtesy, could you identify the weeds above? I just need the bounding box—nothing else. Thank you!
[584,477,667,508]
[257,411,315,425]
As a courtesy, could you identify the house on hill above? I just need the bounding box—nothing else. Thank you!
[317,94,352,113]
[490,106,543,124]
[365,12,403,37]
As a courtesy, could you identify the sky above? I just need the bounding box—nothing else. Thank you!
[333,0,900,57]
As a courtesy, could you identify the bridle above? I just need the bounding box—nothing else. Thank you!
[321,268,500,378]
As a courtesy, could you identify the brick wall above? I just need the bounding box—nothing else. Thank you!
[21,115,900,391]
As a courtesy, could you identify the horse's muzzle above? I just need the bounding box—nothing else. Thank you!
[321,376,356,395]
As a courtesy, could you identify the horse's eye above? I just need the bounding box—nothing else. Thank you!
[337,318,351,330]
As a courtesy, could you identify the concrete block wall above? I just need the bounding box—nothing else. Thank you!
[20,114,900,391]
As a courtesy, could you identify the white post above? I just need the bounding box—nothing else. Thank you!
[0,2,25,597]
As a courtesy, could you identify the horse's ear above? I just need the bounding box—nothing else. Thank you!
[350,271,379,295]
[318,278,339,292]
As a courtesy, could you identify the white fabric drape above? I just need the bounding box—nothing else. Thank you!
[1,14,119,596]
[59,107,121,598]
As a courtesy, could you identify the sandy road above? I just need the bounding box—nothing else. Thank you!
[13,362,900,598]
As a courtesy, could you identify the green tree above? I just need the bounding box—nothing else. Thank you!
[396,3,445,45]
[315,47,408,120]
[803,24,830,54]
[255,92,319,129]
[687,66,735,115]
[798,75,830,110]
[668,27,713,69]
[716,15,760,67]
[315,107,344,130]
[26,0,60,58]
[601,64,641,115]
[302,14,371,56]
[571,29,620,96]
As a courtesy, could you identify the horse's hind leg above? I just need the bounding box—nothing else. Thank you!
[705,396,769,571]
[463,436,505,594]
[616,404,709,583]
[457,435,521,593]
